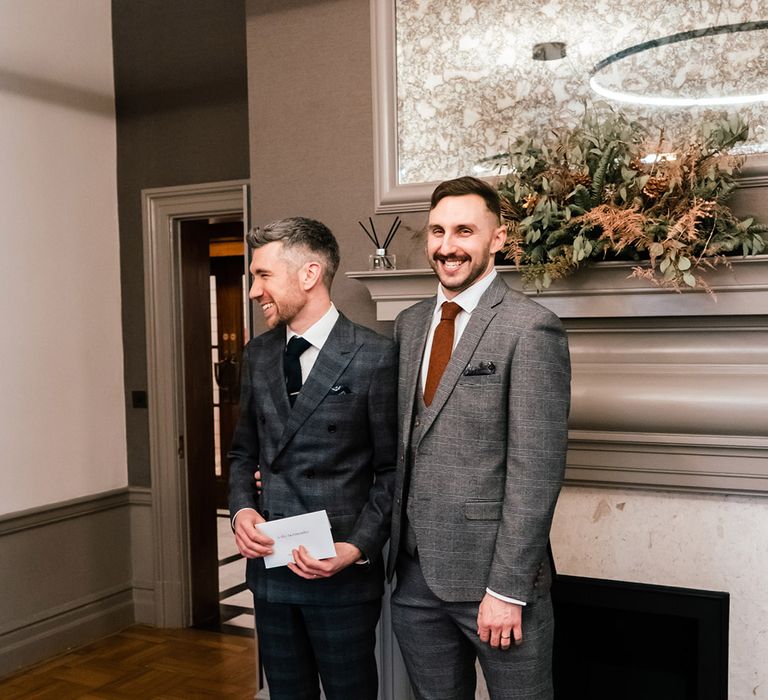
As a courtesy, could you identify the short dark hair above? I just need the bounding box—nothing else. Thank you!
[430,176,501,222]
[247,216,340,288]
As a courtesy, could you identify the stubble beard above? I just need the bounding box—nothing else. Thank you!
[430,253,491,295]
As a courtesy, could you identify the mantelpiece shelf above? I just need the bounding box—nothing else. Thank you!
[347,256,768,321]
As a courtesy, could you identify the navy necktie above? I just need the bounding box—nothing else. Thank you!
[284,336,311,406]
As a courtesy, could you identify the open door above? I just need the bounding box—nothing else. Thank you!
[179,217,249,631]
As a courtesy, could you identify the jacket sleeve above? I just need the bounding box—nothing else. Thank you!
[345,341,398,564]
[227,343,261,519]
[487,311,571,601]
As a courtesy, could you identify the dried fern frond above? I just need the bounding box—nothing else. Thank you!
[576,205,648,253]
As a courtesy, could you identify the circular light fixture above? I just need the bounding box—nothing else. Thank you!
[589,21,768,107]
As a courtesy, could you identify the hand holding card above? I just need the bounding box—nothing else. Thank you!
[258,510,336,569]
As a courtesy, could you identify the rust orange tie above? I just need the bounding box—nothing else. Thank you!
[423,301,462,406]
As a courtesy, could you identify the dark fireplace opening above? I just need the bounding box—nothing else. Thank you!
[551,575,729,700]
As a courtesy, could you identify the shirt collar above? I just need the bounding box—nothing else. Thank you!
[434,269,497,315]
[286,303,339,350]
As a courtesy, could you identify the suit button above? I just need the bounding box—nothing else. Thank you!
[396,498,401,505]
[306,470,315,479]
[327,424,337,433]
[414,417,421,427]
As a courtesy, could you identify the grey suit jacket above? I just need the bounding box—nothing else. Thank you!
[229,313,397,605]
[388,275,570,603]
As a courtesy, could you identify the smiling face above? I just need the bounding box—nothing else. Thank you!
[248,241,307,329]
[426,194,506,298]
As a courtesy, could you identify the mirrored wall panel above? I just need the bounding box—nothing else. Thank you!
[391,0,768,187]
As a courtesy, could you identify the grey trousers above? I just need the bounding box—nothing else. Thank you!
[391,552,554,700]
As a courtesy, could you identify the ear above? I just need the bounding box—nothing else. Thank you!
[489,223,506,255]
[300,260,324,291]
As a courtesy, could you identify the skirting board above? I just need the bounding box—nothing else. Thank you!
[0,587,134,678]
[0,488,152,678]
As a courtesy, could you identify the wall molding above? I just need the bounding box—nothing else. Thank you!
[0,488,130,536]
[0,588,133,679]
[0,488,145,678]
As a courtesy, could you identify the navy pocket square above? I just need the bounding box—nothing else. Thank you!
[328,384,352,396]
[463,361,496,376]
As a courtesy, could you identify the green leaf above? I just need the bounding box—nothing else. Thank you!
[683,272,696,287]
[677,256,691,271]
[621,166,636,182]
[659,257,671,272]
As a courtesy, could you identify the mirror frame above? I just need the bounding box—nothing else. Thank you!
[370,0,768,213]
[371,0,433,213]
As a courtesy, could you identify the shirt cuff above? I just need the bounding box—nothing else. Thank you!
[231,507,259,530]
[486,587,526,606]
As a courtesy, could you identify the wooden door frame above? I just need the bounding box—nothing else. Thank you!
[142,180,248,627]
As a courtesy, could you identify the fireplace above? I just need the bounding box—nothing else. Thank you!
[551,575,729,700]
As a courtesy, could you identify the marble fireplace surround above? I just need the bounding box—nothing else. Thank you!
[347,256,768,496]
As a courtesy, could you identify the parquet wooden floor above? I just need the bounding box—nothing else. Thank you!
[0,625,258,699]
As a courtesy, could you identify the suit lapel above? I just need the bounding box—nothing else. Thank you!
[261,328,291,422]
[399,301,433,442]
[275,314,359,457]
[417,276,508,442]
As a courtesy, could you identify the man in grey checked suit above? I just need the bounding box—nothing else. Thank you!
[388,177,571,699]
[228,217,396,700]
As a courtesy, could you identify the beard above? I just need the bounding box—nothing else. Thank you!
[262,291,306,329]
[429,251,491,295]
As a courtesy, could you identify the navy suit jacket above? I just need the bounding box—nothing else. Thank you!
[229,313,397,605]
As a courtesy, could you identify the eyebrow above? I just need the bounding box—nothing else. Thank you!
[427,222,476,230]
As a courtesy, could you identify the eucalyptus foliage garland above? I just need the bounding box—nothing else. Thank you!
[495,110,768,291]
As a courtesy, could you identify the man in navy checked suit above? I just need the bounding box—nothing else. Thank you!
[229,217,396,700]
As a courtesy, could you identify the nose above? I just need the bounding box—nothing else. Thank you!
[248,278,261,300]
[437,232,458,255]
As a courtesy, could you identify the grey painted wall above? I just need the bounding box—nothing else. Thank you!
[245,0,427,340]
[112,0,250,486]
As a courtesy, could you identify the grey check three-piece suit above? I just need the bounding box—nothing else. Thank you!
[228,313,396,698]
[388,275,571,699]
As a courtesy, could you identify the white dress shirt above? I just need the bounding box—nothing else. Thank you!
[420,270,526,607]
[286,302,339,378]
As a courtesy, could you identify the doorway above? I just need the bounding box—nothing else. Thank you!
[141,180,250,629]
[178,217,254,634]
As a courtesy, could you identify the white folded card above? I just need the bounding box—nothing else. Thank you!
[259,510,336,569]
